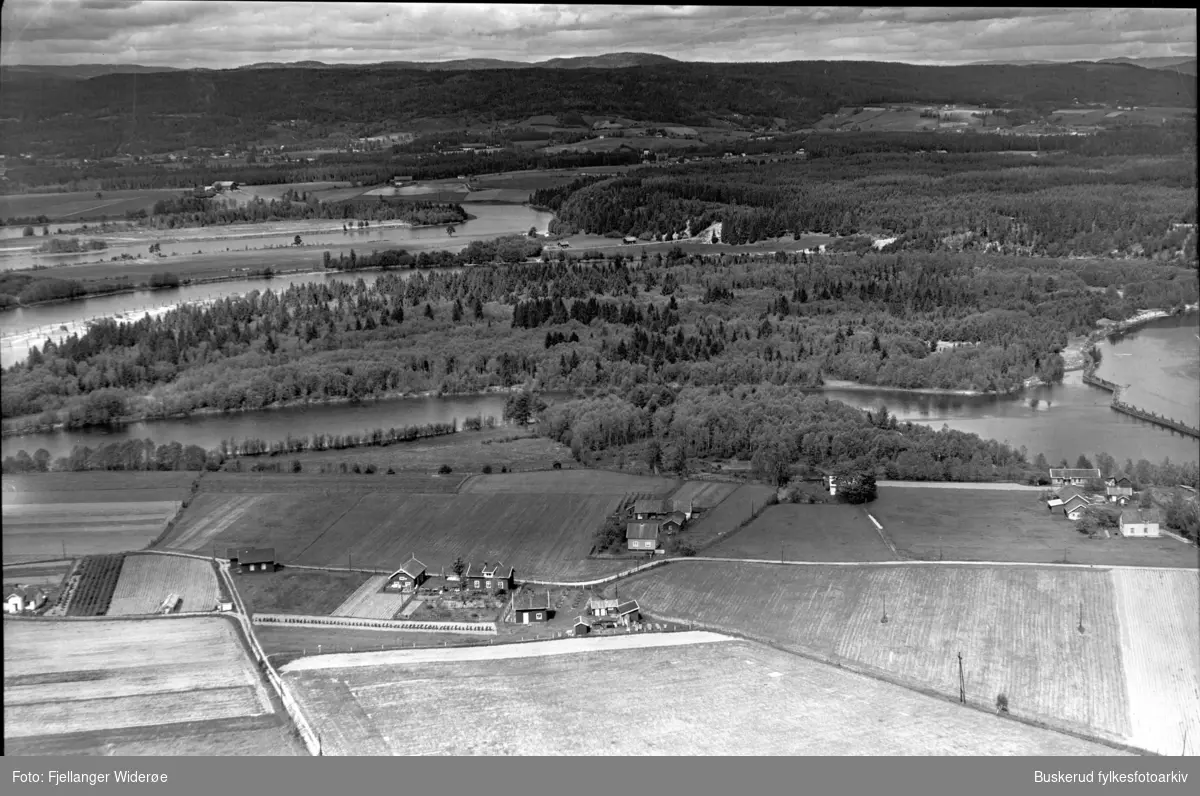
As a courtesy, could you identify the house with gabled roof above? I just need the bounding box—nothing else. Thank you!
[1062,495,1094,520]
[464,562,514,593]
[1049,468,1101,486]
[573,616,592,636]
[586,597,620,617]
[386,555,428,591]
[626,521,661,552]
[615,600,642,626]
[1120,507,1162,537]
[511,590,553,624]
[1106,475,1134,504]
[237,548,276,574]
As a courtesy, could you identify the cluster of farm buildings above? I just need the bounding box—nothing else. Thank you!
[1045,468,1163,537]
[625,497,694,553]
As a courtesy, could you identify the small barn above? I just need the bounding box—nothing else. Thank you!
[511,591,553,624]
[623,236,638,244]
[573,616,592,636]
[1049,468,1101,486]
[1106,475,1134,504]
[1120,507,1162,538]
[1062,495,1093,520]
[615,600,642,626]
[238,548,276,574]
[464,562,514,593]
[386,556,428,591]
[632,499,669,520]
[626,521,661,552]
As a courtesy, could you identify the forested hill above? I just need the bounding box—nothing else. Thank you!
[2,60,1194,156]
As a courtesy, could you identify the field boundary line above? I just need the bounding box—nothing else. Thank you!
[253,612,497,634]
[638,610,1156,758]
[291,493,367,563]
[862,511,901,559]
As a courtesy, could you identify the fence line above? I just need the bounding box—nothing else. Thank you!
[253,612,497,634]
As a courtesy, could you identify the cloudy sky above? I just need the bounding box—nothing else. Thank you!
[1,3,1195,68]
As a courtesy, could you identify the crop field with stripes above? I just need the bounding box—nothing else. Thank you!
[332,576,411,619]
[621,562,1133,747]
[706,503,895,561]
[3,617,298,755]
[668,480,741,510]
[106,554,220,616]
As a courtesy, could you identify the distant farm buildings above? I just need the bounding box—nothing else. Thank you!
[4,586,47,614]
[1049,468,1102,486]
[386,556,429,592]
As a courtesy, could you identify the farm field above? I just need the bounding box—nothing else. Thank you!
[0,189,184,222]
[64,553,125,616]
[459,469,678,495]
[235,568,372,616]
[706,504,896,561]
[284,428,574,474]
[669,480,740,510]
[621,562,1132,746]
[199,471,466,494]
[162,486,630,579]
[3,617,291,754]
[869,486,1199,568]
[1,471,197,498]
[255,625,495,663]
[106,554,219,615]
[281,636,1125,756]
[2,559,72,589]
[2,500,181,563]
[685,483,778,551]
[1111,569,1200,756]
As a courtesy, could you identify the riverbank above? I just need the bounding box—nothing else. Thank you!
[1063,303,1200,372]
[0,384,535,440]
[818,379,1009,398]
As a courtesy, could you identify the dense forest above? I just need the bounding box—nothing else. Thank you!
[3,60,1193,157]
[3,247,1195,433]
[538,150,1198,259]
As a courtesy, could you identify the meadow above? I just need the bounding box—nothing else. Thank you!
[2,500,182,563]
[458,469,678,495]
[706,503,896,561]
[1,189,184,222]
[869,486,1199,567]
[235,568,372,616]
[281,636,1125,756]
[3,617,297,755]
[669,480,740,510]
[620,561,1132,747]
[105,553,220,615]
[684,483,777,551]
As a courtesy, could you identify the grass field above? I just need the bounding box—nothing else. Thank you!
[3,617,292,754]
[2,500,182,563]
[331,575,410,619]
[199,471,466,493]
[621,562,1131,745]
[162,482,638,579]
[281,636,1125,755]
[669,480,740,510]
[234,568,372,616]
[1,471,197,498]
[106,554,219,615]
[685,484,778,551]
[255,625,493,662]
[0,189,184,222]
[283,428,574,474]
[459,469,678,495]
[1111,569,1200,756]
[870,487,1199,568]
[706,504,896,561]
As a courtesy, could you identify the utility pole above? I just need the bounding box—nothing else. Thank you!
[881,596,888,624]
[1078,601,1085,634]
[958,652,966,704]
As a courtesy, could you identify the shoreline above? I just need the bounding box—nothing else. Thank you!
[817,379,1005,398]
[0,385,533,441]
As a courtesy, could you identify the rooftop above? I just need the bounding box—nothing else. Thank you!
[626,521,661,540]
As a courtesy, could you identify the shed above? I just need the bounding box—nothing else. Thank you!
[238,548,276,574]
[661,517,683,535]
[1049,468,1101,486]
[615,600,642,626]
[386,555,428,591]
[1120,507,1162,538]
[1045,497,1064,511]
[573,616,592,636]
[511,591,553,624]
[626,521,661,551]
[465,562,514,593]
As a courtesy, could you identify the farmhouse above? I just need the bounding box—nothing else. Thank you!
[386,556,428,592]
[512,591,553,624]
[587,597,620,617]
[1056,485,1088,502]
[464,562,514,593]
[1120,507,1162,538]
[1049,468,1102,486]
[626,521,662,552]
[1106,475,1134,504]
[237,548,276,574]
[4,587,46,614]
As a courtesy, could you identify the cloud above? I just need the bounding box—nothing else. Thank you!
[1,3,1194,68]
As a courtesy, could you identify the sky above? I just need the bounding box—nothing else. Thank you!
[1,3,1195,69]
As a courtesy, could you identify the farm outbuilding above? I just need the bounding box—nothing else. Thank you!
[464,562,514,593]
[1062,495,1094,520]
[1106,476,1134,503]
[615,600,642,626]
[237,548,276,574]
[573,616,592,636]
[386,556,428,592]
[1049,468,1101,486]
[586,597,620,617]
[511,591,553,624]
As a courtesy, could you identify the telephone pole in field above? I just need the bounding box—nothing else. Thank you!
[957,652,966,704]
